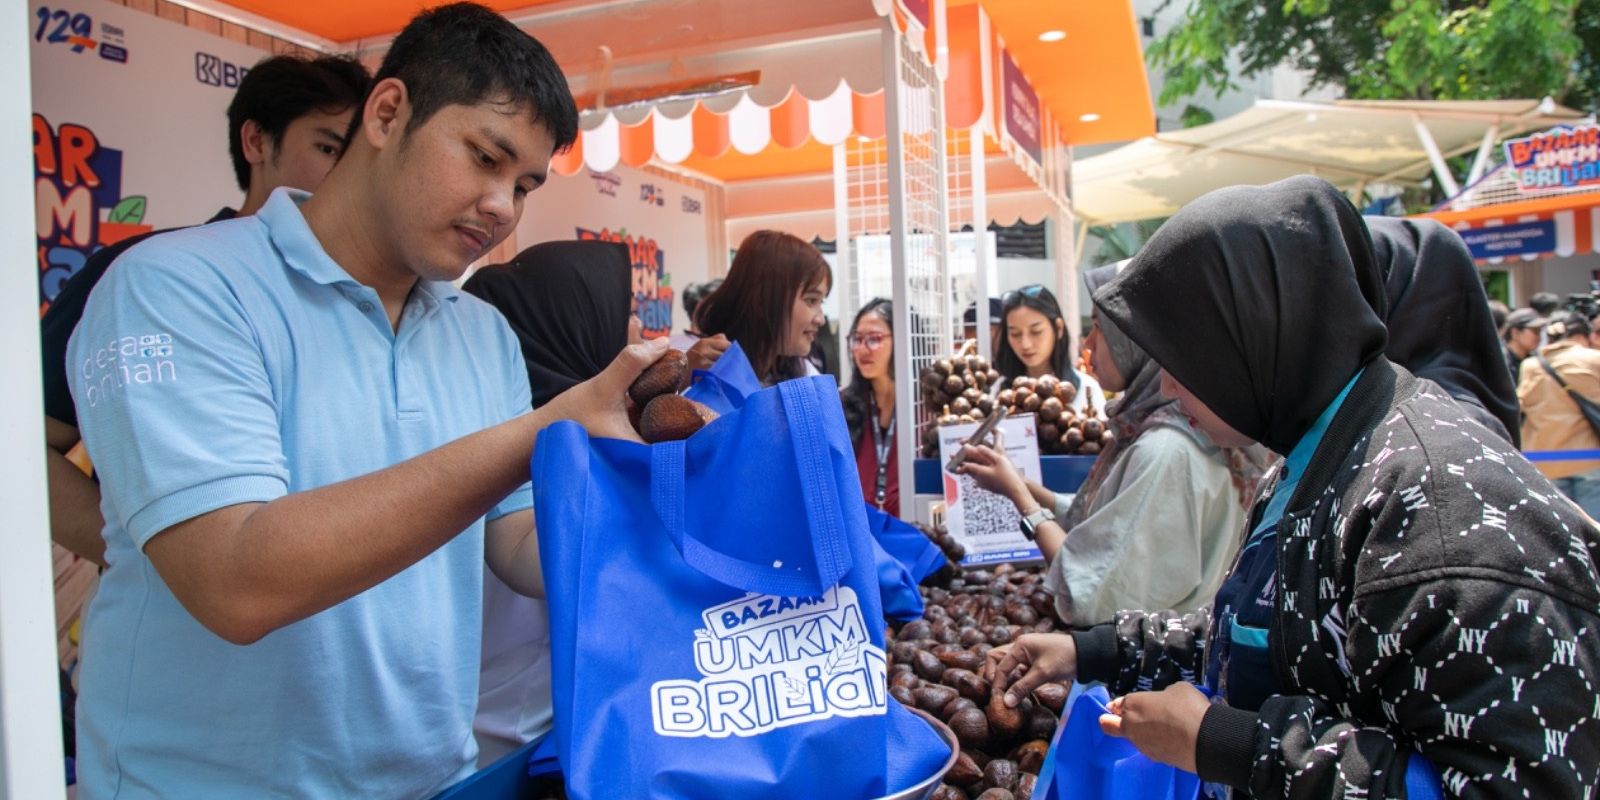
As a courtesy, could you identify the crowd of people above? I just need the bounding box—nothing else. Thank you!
[30,2,1600,797]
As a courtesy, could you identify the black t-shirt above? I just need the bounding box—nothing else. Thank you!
[40,208,236,427]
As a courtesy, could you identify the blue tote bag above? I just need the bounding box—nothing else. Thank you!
[1034,685,1201,800]
[532,376,948,799]
[863,504,949,586]
[683,340,762,415]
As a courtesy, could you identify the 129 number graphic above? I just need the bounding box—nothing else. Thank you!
[35,7,92,45]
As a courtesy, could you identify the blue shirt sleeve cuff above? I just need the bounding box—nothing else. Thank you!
[489,481,534,521]
[127,474,289,549]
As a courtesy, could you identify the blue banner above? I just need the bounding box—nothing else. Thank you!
[1459,220,1556,260]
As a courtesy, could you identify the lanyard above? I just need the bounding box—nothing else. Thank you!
[871,396,894,509]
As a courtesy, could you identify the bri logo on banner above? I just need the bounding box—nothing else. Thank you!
[650,586,888,738]
[33,114,152,313]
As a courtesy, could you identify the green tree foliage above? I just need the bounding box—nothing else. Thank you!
[1148,0,1590,109]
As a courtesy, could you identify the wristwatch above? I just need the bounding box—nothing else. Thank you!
[1018,506,1054,541]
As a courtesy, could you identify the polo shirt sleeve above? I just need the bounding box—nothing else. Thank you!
[489,313,534,521]
[67,241,289,549]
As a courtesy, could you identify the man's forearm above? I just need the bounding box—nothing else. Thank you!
[149,408,553,644]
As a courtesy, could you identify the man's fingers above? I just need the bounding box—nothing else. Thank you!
[1002,665,1048,708]
[1099,713,1125,738]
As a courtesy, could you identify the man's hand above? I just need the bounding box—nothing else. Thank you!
[956,443,1031,508]
[981,633,1078,708]
[542,339,669,442]
[1100,682,1211,773]
[685,333,730,373]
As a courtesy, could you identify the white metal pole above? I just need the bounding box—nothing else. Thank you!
[1412,113,1462,198]
[831,143,854,384]
[1,4,68,797]
[883,20,918,512]
[1467,124,1501,186]
[970,127,993,362]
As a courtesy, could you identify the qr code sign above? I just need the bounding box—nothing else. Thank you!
[954,473,1021,543]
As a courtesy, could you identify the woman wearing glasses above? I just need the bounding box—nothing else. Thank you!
[841,299,900,516]
[995,284,1106,414]
[689,230,831,386]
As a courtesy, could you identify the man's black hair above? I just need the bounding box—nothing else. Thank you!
[1530,291,1562,317]
[226,54,371,191]
[359,3,578,152]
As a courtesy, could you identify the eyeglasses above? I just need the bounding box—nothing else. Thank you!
[849,333,890,351]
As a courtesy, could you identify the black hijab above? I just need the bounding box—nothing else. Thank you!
[463,240,633,408]
[1366,216,1520,446]
[1093,176,1388,456]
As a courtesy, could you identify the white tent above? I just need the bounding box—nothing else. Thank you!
[1072,98,1589,226]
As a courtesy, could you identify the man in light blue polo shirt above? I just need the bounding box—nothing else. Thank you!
[66,5,666,798]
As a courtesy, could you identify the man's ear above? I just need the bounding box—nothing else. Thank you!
[361,77,409,151]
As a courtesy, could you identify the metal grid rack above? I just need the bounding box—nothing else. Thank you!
[883,24,951,496]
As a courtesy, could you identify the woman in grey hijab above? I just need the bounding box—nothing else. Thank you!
[959,262,1272,626]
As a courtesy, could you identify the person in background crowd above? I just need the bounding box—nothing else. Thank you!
[689,230,831,386]
[841,299,901,517]
[1366,216,1520,446]
[958,262,1270,627]
[810,312,840,381]
[62,6,654,797]
[1503,307,1547,382]
[41,53,370,567]
[1587,310,1600,350]
[1488,299,1510,335]
[670,278,721,352]
[981,176,1600,798]
[1530,291,1562,318]
[993,284,1105,414]
[462,240,637,767]
[1518,311,1600,517]
[961,297,1002,353]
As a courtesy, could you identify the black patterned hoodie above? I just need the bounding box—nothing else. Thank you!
[1079,177,1600,797]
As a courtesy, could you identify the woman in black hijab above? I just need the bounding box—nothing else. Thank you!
[1366,216,1520,446]
[460,239,636,766]
[983,177,1600,798]
[463,240,637,407]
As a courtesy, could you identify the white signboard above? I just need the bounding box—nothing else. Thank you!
[936,414,1047,565]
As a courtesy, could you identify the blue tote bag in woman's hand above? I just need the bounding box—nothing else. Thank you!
[532,376,949,799]
[1035,685,1201,800]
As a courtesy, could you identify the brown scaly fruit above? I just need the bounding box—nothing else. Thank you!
[947,752,984,787]
[639,394,714,443]
[986,688,1025,741]
[627,348,688,405]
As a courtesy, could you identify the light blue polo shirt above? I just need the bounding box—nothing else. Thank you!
[67,188,533,799]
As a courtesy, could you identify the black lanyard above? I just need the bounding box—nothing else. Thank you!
[870,396,894,509]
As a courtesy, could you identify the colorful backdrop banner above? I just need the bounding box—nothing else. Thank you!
[31,0,268,314]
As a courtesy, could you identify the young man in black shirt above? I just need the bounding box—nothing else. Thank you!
[40,54,369,565]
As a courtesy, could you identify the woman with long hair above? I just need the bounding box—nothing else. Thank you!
[959,264,1272,626]
[993,284,1104,413]
[840,299,900,516]
[689,230,832,385]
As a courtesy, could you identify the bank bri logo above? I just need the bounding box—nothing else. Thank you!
[195,52,250,88]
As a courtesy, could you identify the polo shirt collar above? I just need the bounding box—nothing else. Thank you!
[261,188,461,306]
[261,188,360,288]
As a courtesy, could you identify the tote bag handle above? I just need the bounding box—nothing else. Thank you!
[651,378,852,597]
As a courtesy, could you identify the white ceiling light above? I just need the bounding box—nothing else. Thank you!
[1079,113,1101,123]
[1038,30,1066,42]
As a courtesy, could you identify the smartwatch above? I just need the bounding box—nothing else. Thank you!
[1019,506,1053,541]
